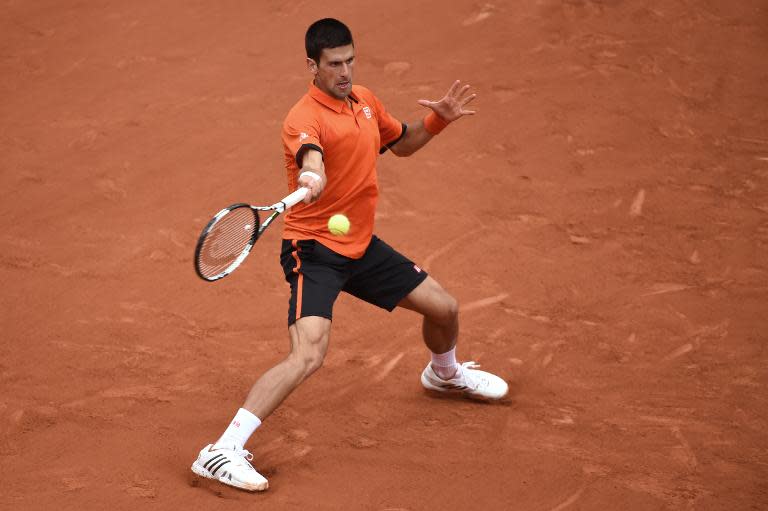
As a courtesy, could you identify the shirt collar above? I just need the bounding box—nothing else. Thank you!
[308,81,358,113]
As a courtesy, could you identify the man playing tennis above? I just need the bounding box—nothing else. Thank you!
[192,18,508,491]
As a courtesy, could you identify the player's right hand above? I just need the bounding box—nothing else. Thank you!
[298,167,325,203]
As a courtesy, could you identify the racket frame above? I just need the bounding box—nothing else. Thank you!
[194,187,308,282]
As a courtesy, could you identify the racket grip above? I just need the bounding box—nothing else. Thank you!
[281,187,309,209]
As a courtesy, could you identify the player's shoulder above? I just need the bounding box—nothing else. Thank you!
[351,84,377,104]
[283,92,318,127]
[286,91,316,115]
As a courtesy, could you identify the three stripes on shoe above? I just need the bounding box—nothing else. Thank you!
[203,453,233,481]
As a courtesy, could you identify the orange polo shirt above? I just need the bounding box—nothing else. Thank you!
[281,82,405,258]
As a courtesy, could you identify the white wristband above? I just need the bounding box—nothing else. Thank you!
[299,171,322,182]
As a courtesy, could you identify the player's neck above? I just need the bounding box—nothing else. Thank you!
[313,79,352,109]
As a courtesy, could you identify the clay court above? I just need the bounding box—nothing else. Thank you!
[2,1,767,509]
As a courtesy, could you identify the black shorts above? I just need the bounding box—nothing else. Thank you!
[280,235,428,325]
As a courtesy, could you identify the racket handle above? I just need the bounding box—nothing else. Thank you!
[280,187,309,210]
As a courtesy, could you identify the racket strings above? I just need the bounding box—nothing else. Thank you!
[197,207,257,278]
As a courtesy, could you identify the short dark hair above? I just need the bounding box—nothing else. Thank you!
[305,18,353,62]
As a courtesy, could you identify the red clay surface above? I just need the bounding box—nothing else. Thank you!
[2,1,767,509]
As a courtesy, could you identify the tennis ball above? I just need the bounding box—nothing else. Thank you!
[328,214,350,236]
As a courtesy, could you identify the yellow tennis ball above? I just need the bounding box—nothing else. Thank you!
[328,214,350,236]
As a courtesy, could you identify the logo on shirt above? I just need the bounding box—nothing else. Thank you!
[362,106,372,119]
[299,132,309,141]
[414,264,422,273]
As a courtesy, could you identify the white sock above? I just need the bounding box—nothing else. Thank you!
[214,408,261,450]
[430,346,459,380]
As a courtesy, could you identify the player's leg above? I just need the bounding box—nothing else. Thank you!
[341,236,505,399]
[399,276,462,380]
[341,237,459,376]
[191,317,331,492]
[399,277,508,399]
[397,275,458,362]
[342,236,458,364]
[191,240,347,491]
[342,235,507,400]
[242,315,331,419]
[398,277,508,400]
[237,239,345,421]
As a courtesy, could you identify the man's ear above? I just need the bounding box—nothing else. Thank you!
[306,58,318,74]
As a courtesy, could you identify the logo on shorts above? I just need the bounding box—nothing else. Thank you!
[299,132,309,141]
[362,106,372,119]
[414,264,422,273]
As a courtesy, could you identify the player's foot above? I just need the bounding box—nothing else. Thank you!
[191,444,268,491]
[421,361,508,400]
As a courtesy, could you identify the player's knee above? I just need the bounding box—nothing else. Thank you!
[301,347,326,376]
[442,293,459,324]
[289,317,330,376]
[426,290,458,326]
[293,334,328,376]
[287,343,325,379]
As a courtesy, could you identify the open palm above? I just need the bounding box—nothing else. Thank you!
[417,80,477,122]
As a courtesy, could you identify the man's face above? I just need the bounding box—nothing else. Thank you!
[308,44,355,100]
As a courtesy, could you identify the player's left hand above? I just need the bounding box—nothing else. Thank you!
[417,80,477,123]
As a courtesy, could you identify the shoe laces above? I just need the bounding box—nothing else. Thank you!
[215,445,254,463]
[234,448,254,462]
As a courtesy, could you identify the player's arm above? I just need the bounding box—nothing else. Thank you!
[389,80,477,157]
[297,148,326,203]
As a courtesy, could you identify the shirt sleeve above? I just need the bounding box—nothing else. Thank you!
[282,108,323,168]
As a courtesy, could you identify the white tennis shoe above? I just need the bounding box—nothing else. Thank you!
[191,444,268,491]
[421,361,508,400]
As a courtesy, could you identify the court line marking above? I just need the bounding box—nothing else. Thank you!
[460,293,509,313]
[549,484,588,511]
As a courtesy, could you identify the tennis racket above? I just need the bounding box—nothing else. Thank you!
[194,187,308,281]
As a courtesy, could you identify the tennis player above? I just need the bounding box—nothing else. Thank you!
[192,18,508,491]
